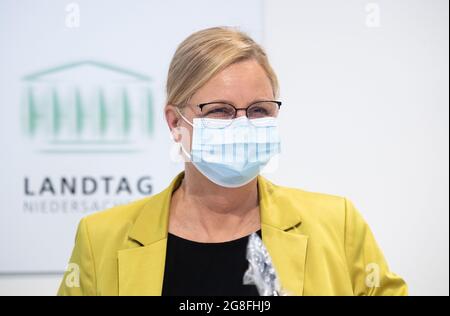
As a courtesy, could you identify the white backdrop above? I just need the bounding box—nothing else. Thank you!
[0,0,448,295]
[264,0,449,296]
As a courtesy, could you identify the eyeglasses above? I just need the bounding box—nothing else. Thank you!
[186,100,282,128]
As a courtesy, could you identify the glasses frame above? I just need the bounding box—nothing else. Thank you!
[197,100,282,120]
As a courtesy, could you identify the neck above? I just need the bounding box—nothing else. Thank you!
[169,164,261,242]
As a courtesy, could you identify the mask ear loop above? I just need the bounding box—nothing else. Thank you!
[174,107,193,160]
[175,107,193,127]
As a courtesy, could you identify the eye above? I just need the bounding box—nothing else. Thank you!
[202,103,235,118]
[251,107,268,114]
[207,107,231,114]
[248,106,269,118]
[248,102,279,118]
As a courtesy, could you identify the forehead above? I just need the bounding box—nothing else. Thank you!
[191,59,273,104]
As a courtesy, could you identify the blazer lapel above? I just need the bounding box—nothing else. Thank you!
[261,224,308,296]
[258,175,309,296]
[117,173,184,296]
[118,239,167,295]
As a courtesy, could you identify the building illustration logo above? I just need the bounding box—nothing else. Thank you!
[21,60,154,153]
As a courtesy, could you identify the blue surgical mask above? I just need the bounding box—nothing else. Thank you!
[176,109,281,188]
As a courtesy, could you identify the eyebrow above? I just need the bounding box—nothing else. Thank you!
[204,98,274,105]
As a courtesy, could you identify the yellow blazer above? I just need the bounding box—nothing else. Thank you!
[57,172,407,296]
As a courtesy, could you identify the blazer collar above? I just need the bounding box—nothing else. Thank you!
[119,172,308,295]
[127,173,183,247]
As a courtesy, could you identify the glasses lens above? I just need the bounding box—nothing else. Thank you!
[201,103,235,119]
[247,101,279,119]
[201,103,235,128]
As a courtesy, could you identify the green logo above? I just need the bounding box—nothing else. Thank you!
[21,60,154,153]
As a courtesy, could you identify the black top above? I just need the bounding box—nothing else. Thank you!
[162,230,261,296]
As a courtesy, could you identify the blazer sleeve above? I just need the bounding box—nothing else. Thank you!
[57,217,97,296]
[344,198,408,296]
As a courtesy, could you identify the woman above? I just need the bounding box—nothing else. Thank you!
[57,27,407,296]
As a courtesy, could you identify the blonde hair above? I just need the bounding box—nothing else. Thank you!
[166,26,279,108]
